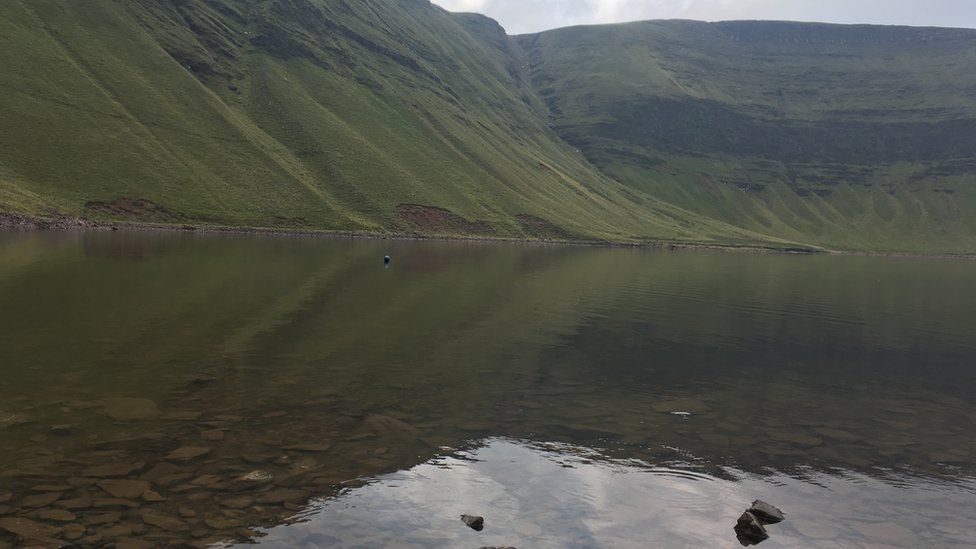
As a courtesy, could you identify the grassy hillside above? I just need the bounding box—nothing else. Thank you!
[0,0,780,247]
[3,4,975,252]
[517,20,976,252]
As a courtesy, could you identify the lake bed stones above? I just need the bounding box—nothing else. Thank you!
[0,517,64,546]
[164,446,210,462]
[98,479,151,499]
[101,398,160,422]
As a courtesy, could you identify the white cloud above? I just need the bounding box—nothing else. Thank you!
[431,0,976,34]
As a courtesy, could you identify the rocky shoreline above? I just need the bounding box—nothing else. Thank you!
[4,210,975,259]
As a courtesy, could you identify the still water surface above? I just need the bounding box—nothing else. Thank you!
[0,231,974,547]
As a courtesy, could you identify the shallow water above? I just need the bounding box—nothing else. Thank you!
[0,231,974,547]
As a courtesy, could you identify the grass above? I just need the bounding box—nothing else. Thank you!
[517,20,976,253]
[1,3,974,252]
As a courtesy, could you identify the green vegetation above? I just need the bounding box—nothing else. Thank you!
[1,2,974,252]
[518,20,976,252]
[0,0,771,247]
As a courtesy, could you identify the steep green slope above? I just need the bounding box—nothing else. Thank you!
[517,20,976,252]
[0,0,778,246]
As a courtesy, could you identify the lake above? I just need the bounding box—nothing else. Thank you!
[0,230,974,548]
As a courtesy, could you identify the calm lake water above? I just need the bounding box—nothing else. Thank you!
[0,231,974,548]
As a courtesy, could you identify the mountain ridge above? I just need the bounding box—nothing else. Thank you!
[1,1,974,252]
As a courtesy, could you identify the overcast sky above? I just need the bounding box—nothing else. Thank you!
[432,0,976,34]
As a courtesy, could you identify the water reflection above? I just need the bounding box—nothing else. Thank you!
[248,439,976,548]
[0,231,974,546]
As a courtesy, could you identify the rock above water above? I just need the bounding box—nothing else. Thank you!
[102,398,160,421]
[98,479,151,499]
[461,514,485,531]
[734,511,769,546]
[749,500,785,525]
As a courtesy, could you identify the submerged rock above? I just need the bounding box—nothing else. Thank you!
[0,413,31,430]
[102,398,160,421]
[62,523,85,540]
[282,442,332,452]
[34,508,76,522]
[461,514,485,531]
[22,492,61,508]
[201,429,225,441]
[204,516,241,530]
[256,489,308,504]
[140,510,188,532]
[0,517,63,545]
[98,479,151,499]
[359,414,423,440]
[141,490,165,503]
[734,511,769,546]
[83,462,145,478]
[749,500,785,525]
[163,446,210,462]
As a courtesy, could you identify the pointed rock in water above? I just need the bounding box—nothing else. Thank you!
[749,500,785,525]
[461,514,485,531]
[734,511,769,546]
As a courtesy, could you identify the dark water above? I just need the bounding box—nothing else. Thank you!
[0,231,974,548]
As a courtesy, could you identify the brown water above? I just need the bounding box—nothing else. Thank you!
[0,231,974,548]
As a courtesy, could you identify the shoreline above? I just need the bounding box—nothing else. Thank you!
[2,211,974,260]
